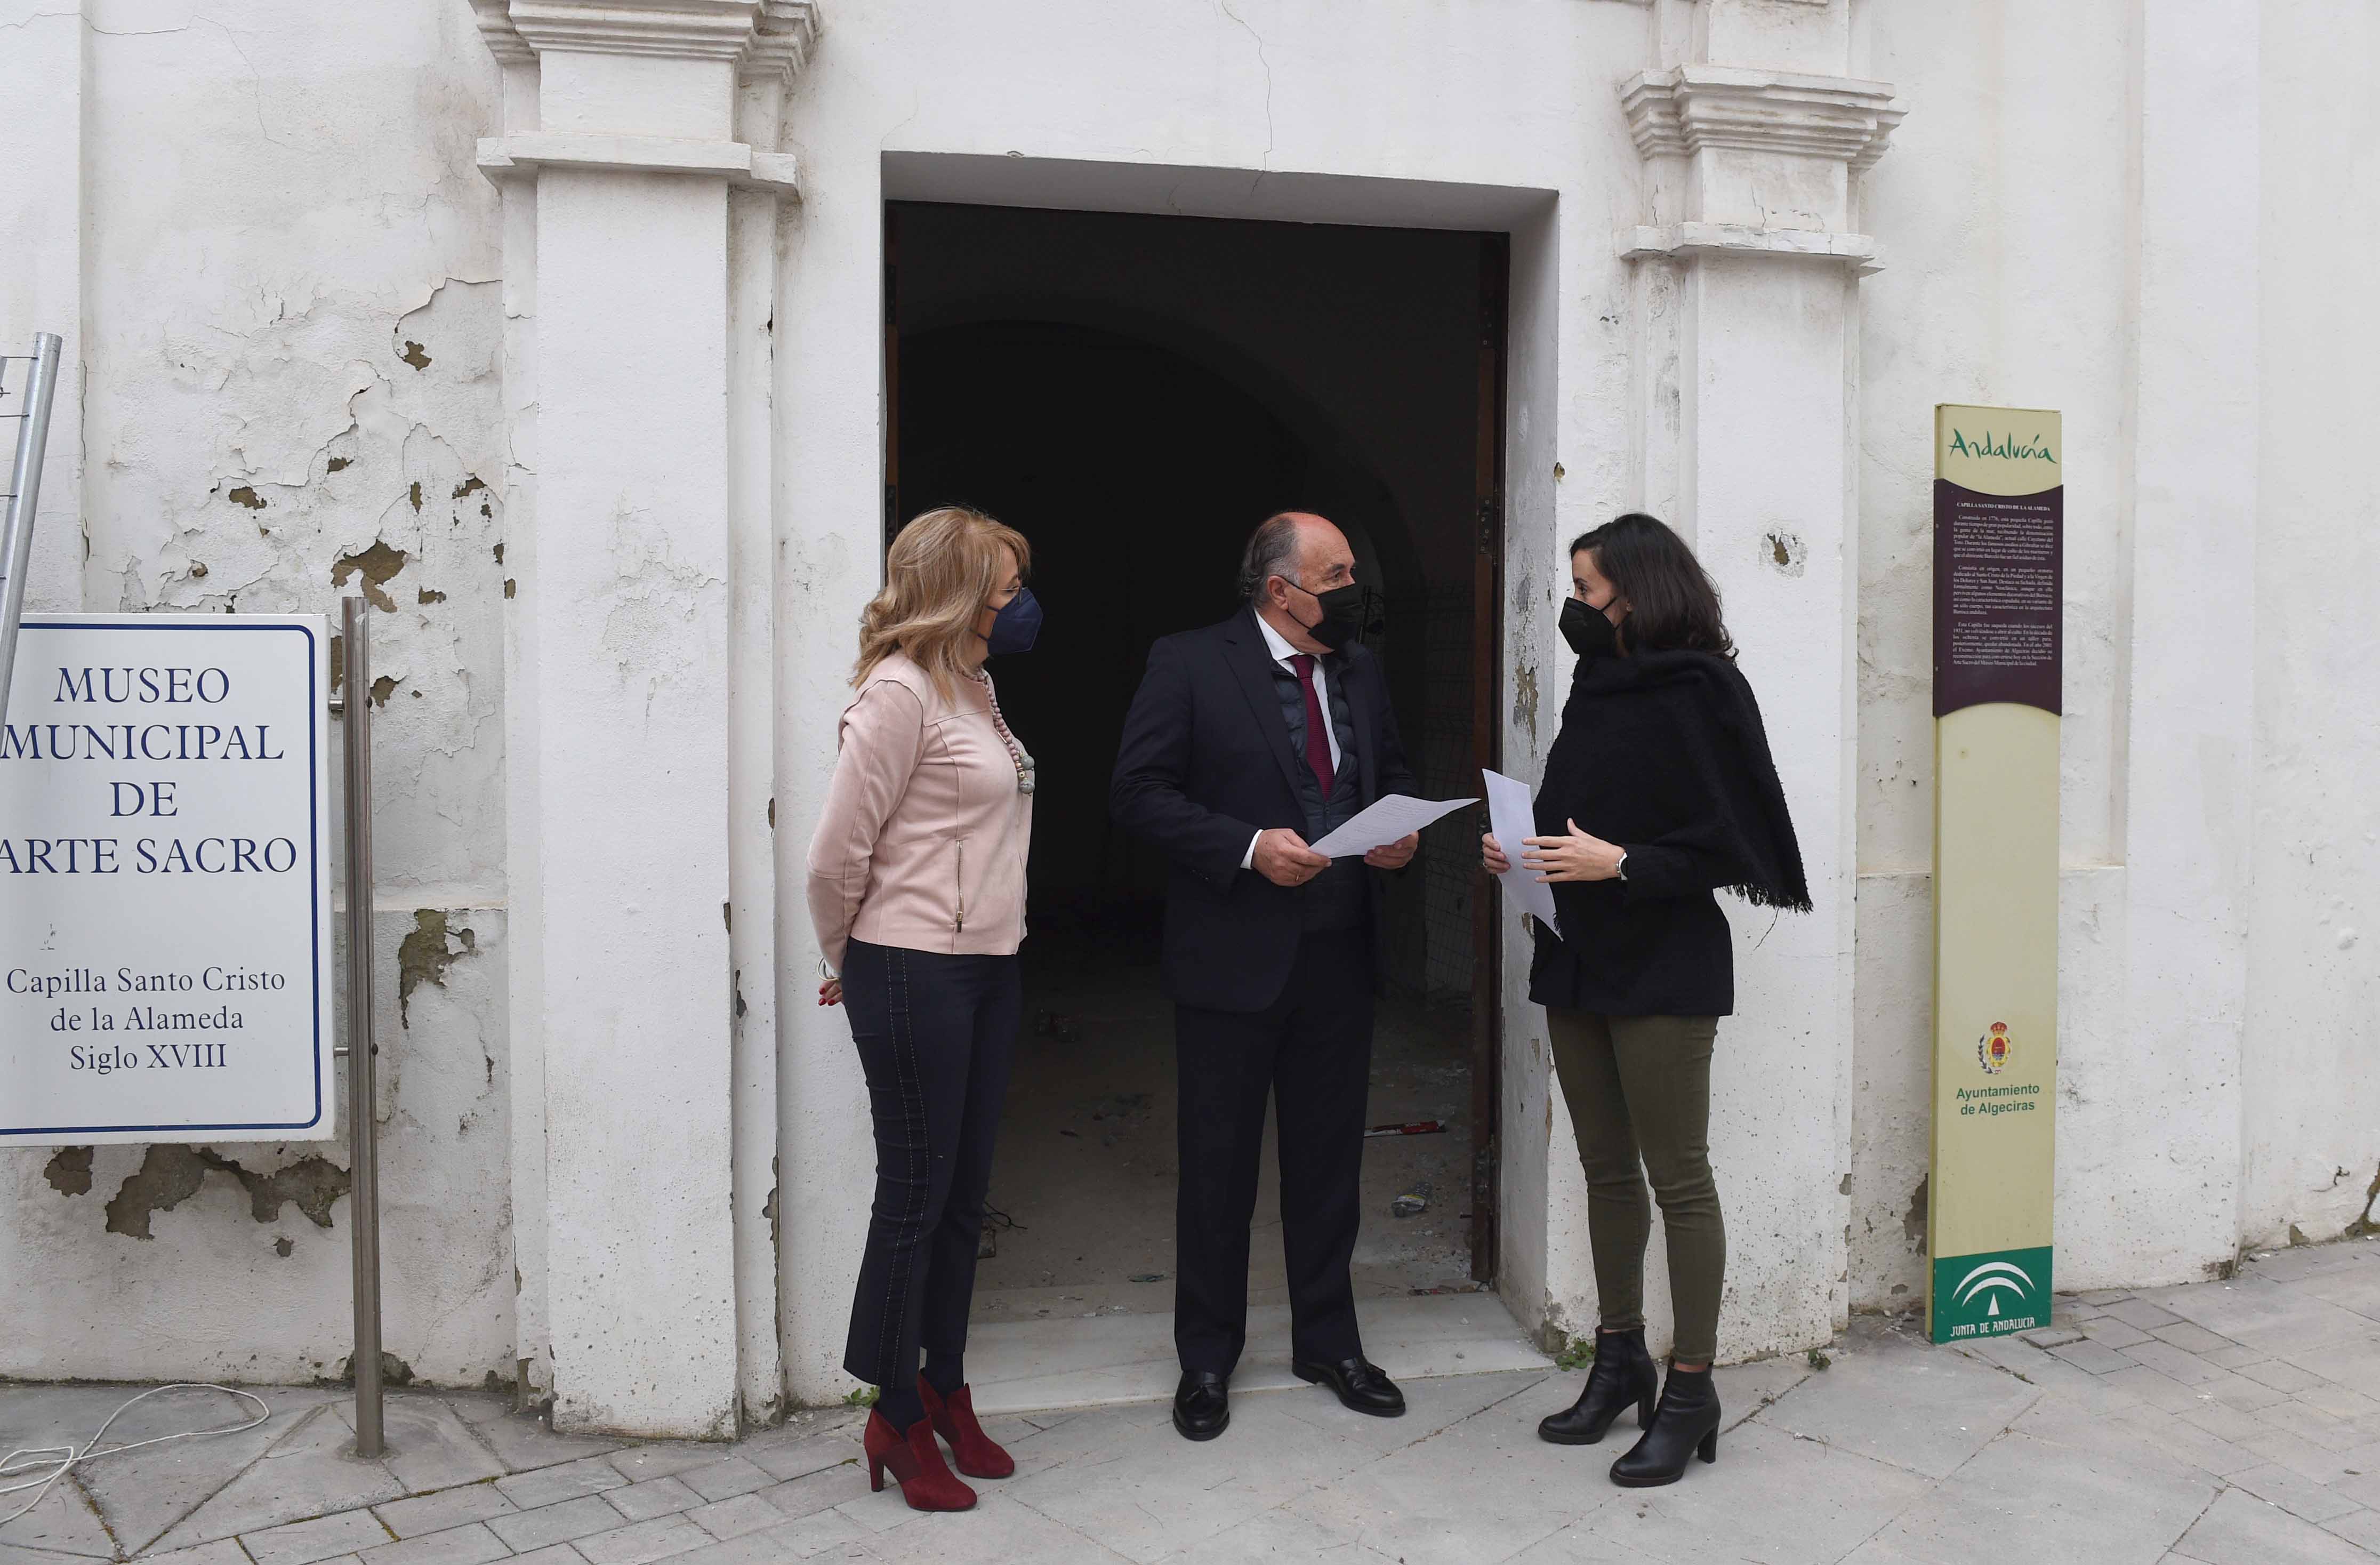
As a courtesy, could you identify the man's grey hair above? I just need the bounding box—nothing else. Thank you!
[1237,512,1306,603]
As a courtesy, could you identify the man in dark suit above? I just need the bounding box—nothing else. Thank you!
[1111,511,1421,1441]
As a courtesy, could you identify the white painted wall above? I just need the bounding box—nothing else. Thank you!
[2,0,2374,1417]
[0,1,515,1385]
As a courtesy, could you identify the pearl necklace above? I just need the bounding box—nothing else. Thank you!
[970,670,1035,795]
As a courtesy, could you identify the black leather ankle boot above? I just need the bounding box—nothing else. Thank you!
[1538,1328,1659,1446]
[1609,1363,1720,1487]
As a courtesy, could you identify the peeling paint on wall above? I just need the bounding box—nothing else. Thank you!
[44,1147,94,1197]
[332,540,408,613]
[101,1145,351,1240]
[397,909,478,1027]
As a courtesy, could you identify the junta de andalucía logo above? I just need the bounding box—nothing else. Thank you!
[1948,429,2057,463]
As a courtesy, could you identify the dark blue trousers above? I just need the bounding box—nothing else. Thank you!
[839,938,1021,1390]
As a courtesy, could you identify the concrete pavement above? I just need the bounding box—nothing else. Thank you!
[10,1239,2380,1564]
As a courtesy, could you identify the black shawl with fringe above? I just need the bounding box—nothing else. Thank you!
[1528,646,1809,1017]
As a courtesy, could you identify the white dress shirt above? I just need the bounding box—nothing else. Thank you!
[1241,612,1344,870]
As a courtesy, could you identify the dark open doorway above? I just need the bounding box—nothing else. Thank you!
[886,200,1506,1332]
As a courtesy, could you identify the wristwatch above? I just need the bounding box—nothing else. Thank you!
[1614,851,1629,882]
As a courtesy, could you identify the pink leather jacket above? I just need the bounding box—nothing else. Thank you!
[806,651,1033,973]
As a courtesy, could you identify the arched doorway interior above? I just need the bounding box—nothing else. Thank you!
[887,200,1505,1361]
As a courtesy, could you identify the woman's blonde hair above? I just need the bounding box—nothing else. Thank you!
[854,505,1033,696]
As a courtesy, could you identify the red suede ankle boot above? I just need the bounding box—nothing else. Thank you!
[920,1378,1015,1479]
[863,1408,976,1511]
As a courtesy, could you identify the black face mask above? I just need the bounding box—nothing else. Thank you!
[1561,597,1619,660]
[1287,580,1366,652]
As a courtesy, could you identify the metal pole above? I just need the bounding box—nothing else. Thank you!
[0,332,65,732]
[341,597,385,1458]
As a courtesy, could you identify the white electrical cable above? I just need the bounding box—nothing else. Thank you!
[0,1383,272,1527]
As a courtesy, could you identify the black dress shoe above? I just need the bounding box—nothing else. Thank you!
[1173,1370,1230,1441]
[1291,1357,1406,1417]
[1610,1364,1720,1487]
[1539,1327,1659,1445]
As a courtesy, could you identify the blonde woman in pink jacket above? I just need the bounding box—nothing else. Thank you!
[807,505,1040,1513]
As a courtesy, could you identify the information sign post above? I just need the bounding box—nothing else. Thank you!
[1928,405,2063,1344]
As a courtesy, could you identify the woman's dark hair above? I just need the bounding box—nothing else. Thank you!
[1571,513,1734,658]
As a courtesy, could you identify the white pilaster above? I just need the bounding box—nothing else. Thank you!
[2095,0,2256,1280]
[478,0,816,1438]
[1612,0,1900,1359]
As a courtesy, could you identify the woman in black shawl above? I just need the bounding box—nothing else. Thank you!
[1482,513,1808,1487]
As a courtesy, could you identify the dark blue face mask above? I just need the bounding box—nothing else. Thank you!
[986,585,1042,656]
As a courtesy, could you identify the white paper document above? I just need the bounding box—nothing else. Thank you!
[1306,792,1477,859]
[1483,767,1562,938]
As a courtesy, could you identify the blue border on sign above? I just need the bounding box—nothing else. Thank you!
[0,620,328,1137]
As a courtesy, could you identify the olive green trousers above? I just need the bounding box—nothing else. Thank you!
[1545,1009,1725,1364]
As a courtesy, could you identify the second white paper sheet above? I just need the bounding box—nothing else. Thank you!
[1483,767,1561,937]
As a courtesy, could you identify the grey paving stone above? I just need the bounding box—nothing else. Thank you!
[65,1389,335,1557]
[2226,1461,2363,1524]
[2019,1326,2086,1349]
[440,1396,511,1428]
[487,1494,626,1552]
[572,1514,712,1565]
[2242,1356,2329,1392]
[242,1510,393,1565]
[606,1444,721,1483]
[2322,1506,2380,1557]
[2245,1424,2368,1488]
[2121,1339,2226,1385]
[2180,1400,2277,1446]
[2078,1289,2135,1306]
[747,1511,871,1561]
[2257,1398,2366,1453]
[1853,1428,2218,1565]
[2098,1366,2210,1414]
[758,1468,855,1524]
[675,1456,773,1503]
[737,1435,860,1483]
[371,1486,516,1540]
[2201,1345,2271,1372]
[1012,1390,1382,1564]
[367,1399,508,1495]
[1755,1332,2040,1480]
[2153,1280,2376,1355]
[2150,1321,2239,1355]
[0,1473,115,1560]
[466,1411,624,1476]
[127,1542,254,1565]
[2103,1297,2185,1330]
[504,1550,585,1565]
[601,1475,702,1522]
[2081,1315,2157,1350]
[354,1522,510,1565]
[494,1454,629,1509]
[684,1494,783,1542]
[1169,1507,1389,1565]
[2048,1337,2140,1374]
[2173,1488,2376,1565]
[148,1405,407,1552]
[2298,1379,2380,1425]
[2304,1262,2380,1323]
[1557,1422,1932,1565]
[2207,1374,2296,1412]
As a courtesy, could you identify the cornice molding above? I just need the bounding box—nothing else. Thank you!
[471,0,822,75]
[741,1,821,87]
[1620,65,1905,172]
[478,133,802,196]
[1617,222,1881,275]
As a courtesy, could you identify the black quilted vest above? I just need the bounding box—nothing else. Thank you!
[1269,655,1367,933]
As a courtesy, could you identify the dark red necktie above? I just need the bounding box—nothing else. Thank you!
[1289,654,1335,796]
